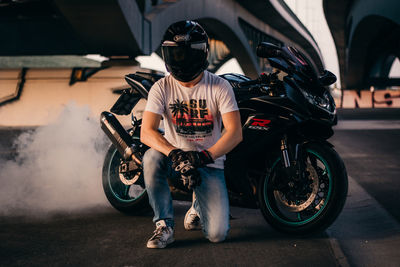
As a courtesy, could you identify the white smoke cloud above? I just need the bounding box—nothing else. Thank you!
[0,102,110,216]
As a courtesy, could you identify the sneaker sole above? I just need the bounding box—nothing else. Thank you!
[184,210,202,231]
[146,237,175,249]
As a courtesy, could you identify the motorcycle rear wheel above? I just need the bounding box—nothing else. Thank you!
[102,144,150,215]
[259,142,348,235]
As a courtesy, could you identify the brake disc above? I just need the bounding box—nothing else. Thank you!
[273,162,319,212]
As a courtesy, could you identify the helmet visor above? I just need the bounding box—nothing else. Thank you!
[161,41,208,69]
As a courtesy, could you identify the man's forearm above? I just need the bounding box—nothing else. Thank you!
[207,130,242,160]
[141,129,176,156]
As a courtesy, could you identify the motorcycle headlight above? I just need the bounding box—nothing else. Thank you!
[315,95,328,108]
[323,91,336,113]
[299,88,335,113]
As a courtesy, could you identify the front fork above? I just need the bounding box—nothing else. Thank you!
[280,136,291,168]
[280,135,303,182]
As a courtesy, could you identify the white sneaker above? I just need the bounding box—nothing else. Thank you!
[146,220,174,248]
[184,206,202,231]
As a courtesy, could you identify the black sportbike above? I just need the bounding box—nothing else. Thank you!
[100,42,348,235]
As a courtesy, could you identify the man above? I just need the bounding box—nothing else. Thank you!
[140,20,242,249]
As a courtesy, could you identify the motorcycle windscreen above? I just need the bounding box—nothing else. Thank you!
[285,46,318,81]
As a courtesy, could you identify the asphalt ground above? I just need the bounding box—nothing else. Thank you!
[330,130,400,222]
[0,203,338,267]
[328,109,400,266]
[0,108,400,266]
[332,108,400,222]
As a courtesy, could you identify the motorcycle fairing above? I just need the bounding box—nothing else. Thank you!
[219,73,251,88]
[111,89,142,115]
[268,57,291,74]
[111,72,164,115]
[282,77,312,116]
[124,74,151,99]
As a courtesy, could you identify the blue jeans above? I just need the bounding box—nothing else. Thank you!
[142,148,230,242]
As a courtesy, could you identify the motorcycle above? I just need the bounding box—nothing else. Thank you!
[100,42,348,235]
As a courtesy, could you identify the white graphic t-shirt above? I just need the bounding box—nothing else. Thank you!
[144,71,239,169]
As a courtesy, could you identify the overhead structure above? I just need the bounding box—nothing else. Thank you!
[0,0,324,78]
[323,0,400,89]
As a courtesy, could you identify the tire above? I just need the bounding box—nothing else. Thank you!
[102,143,150,215]
[259,142,348,235]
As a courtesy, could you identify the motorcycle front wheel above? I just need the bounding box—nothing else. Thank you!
[259,142,348,235]
[102,143,150,215]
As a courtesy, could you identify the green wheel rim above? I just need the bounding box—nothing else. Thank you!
[107,143,146,203]
[264,149,333,226]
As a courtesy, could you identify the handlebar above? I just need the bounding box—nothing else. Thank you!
[238,73,275,88]
[238,79,260,87]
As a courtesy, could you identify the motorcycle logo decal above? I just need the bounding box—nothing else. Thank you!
[248,118,271,130]
[169,99,214,140]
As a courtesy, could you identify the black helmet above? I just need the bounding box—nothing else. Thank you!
[161,20,209,82]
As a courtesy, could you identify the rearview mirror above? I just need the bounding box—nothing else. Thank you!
[319,70,337,86]
[256,42,282,58]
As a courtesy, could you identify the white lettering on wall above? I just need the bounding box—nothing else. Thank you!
[339,90,400,108]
